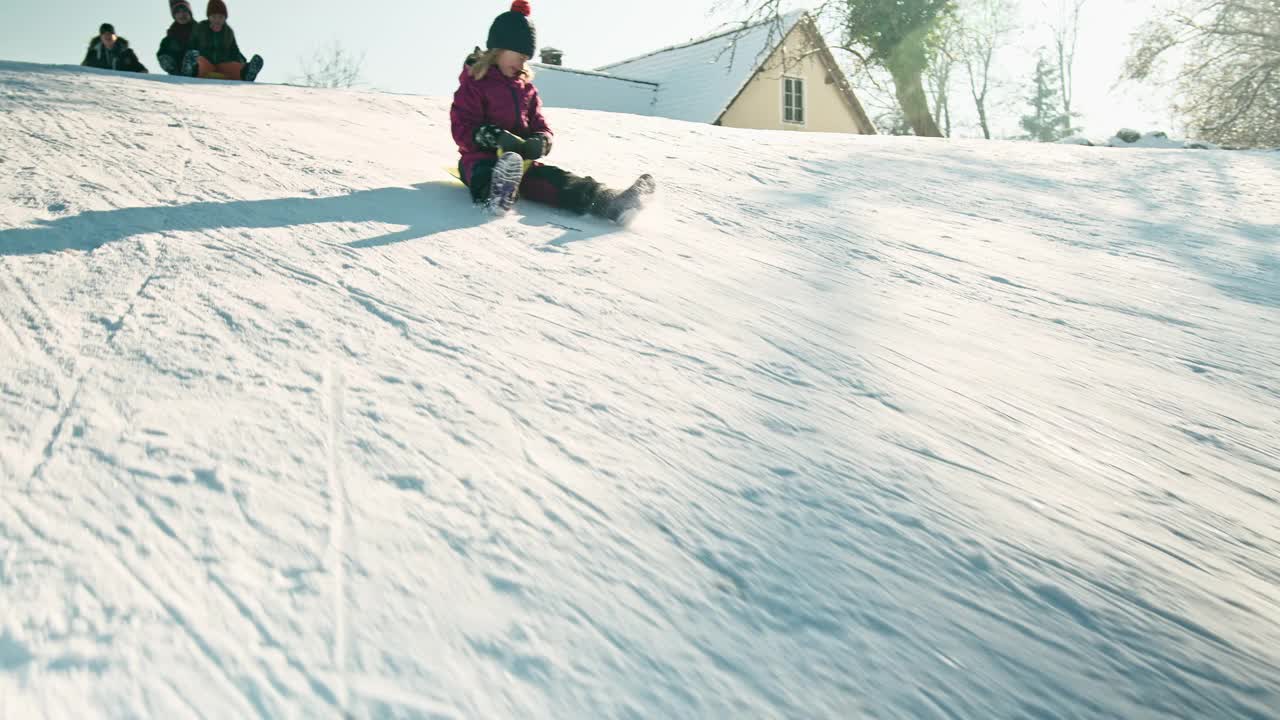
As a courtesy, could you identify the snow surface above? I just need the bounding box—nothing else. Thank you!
[1063,130,1220,150]
[2,61,1280,719]
[1104,130,1216,150]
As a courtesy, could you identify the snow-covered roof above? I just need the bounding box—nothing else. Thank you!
[597,11,807,124]
[531,64,657,116]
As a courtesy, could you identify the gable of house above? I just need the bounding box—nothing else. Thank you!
[717,18,874,134]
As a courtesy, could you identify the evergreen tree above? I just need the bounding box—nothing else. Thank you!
[1021,55,1071,141]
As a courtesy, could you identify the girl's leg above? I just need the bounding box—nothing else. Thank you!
[521,164,604,213]
[525,164,656,223]
[465,159,498,203]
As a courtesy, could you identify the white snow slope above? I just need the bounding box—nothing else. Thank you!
[1,61,1279,720]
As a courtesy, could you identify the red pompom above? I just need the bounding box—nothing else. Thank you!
[510,0,531,16]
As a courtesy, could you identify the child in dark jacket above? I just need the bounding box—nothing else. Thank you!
[450,1,655,222]
[82,23,148,74]
[180,0,264,81]
[157,0,196,75]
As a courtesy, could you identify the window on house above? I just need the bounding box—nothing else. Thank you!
[784,77,805,124]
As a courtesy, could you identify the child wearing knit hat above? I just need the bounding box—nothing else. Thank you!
[182,0,264,82]
[450,1,656,222]
[156,1,196,75]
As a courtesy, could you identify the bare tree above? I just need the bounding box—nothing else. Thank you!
[926,17,961,137]
[842,55,919,133]
[957,0,1020,139]
[297,40,366,89]
[1045,0,1085,120]
[1125,0,1280,146]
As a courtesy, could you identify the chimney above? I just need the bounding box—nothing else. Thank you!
[540,47,564,66]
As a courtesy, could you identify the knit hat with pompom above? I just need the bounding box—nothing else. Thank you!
[487,1,536,58]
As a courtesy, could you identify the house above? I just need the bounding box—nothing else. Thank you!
[531,12,875,135]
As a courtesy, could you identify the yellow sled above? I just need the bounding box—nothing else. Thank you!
[445,148,533,184]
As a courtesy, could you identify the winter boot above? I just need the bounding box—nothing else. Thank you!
[484,152,526,215]
[157,54,177,74]
[589,174,656,226]
[180,49,200,77]
[241,55,264,82]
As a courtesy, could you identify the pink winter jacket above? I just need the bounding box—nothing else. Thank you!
[450,62,552,184]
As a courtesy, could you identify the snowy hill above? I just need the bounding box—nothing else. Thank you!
[1,61,1279,719]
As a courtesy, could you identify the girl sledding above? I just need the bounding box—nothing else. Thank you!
[450,1,656,224]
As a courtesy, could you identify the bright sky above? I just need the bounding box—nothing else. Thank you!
[2,0,1175,138]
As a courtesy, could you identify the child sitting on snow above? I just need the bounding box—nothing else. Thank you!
[157,1,196,76]
[82,23,148,74]
[179,0,264,82]
[450,1,655,222]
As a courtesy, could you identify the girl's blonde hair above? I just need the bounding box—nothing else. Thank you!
[468,48,533,81]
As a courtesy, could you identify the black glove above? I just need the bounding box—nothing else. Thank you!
[474,124,527,153]
[495,130,525,153]
[521,133,551,160]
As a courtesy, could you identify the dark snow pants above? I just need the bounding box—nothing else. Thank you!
[463,159,604,214]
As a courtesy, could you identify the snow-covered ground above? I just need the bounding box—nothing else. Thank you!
[1,61,1279,719]
[1060,130,1220,150]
